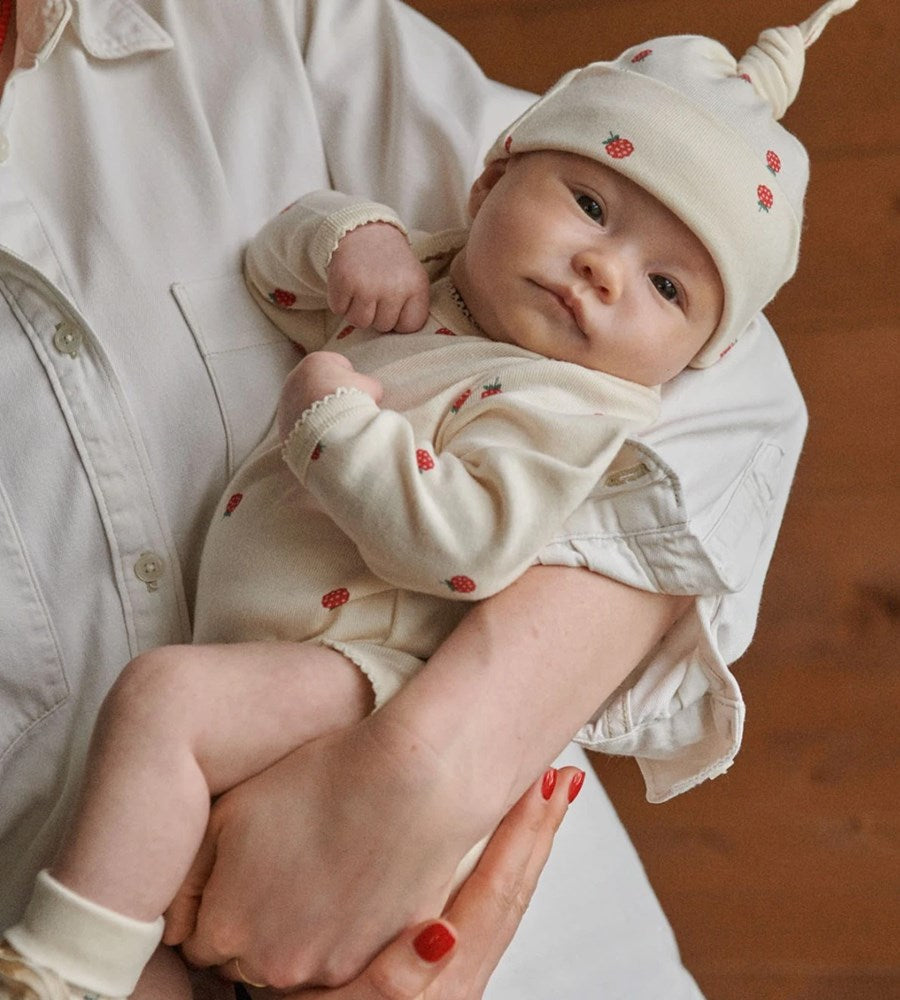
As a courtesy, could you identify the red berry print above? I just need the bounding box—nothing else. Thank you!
[311,441,324,461]
[739,72,752,83]
[603,132,634,159]
[322,587,350,610]
[631,48,652,63]
[504,135,513,154]
[435,327,456,336]
[481,380,502,398]
[766,150,782,176]
[445,575,476,594]
[719,341,737,359]
[451,388,472,413]
[416,448,435,473]
[269,288,296,308]
[337,324,355,339]
[757,184,774,213]
[224,492,243,516]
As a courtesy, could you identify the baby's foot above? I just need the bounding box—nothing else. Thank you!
[0,943,120,1000]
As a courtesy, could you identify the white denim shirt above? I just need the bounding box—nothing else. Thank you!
[0,1,804,995]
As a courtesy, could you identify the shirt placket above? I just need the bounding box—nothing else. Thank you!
[1,249,191,654]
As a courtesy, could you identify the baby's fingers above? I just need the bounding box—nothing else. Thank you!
[331,293,373,331]
[393,287,431,334]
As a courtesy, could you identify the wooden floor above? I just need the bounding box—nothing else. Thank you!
[410,2,899,997]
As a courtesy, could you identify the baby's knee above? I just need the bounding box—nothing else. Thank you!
[98,645,199,735]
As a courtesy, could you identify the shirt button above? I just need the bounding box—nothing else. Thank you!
[134,551,165,592]
[53,322,83,358]
[0,133,9,163]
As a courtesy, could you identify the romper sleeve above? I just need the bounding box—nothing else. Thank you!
[281,361,658,600]
[244,191,410,353]
[541,315,808,801]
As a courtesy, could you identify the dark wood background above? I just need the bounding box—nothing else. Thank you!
[408,2,899,997]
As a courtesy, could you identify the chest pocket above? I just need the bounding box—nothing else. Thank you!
[0,477,69,759]
[172,276,299,477]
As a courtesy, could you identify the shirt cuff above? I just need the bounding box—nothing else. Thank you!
[573,595,745,802]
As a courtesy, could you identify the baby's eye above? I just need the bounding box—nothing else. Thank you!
[651,274,679,303]
[576,194,604,222]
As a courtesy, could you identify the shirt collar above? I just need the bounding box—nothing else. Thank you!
[17,0,172,66]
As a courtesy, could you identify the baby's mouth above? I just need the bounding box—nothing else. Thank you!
[539,282,587,334]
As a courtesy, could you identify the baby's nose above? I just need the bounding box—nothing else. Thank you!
[571,247,624,301]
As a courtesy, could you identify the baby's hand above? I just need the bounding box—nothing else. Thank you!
[327,222,430,333]
[278,352,383,442]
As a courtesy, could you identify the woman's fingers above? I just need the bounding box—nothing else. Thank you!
[282,920,457,1000]
[440,765,584,999]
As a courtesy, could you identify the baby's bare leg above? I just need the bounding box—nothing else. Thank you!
[130,946,193,1000]
[52,641,372,922]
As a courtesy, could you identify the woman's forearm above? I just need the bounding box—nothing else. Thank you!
[369,564,690,828]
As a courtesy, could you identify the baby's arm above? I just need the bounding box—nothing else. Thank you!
[280,359,658,600]
[245,193,429,351]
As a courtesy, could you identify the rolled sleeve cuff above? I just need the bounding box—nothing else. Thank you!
[574,596,745,802]
[539,437,784,801]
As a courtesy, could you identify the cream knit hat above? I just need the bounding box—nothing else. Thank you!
[484,0,859,367]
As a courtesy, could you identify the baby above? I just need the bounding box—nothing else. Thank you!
[0,2,856,998]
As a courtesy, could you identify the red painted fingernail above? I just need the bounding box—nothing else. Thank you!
[541,767,558,800]
[413,922,456,963]
[568,769,586,803]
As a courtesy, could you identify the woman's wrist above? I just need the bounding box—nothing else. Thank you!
[369,566,691,832]
[361,707,502,848]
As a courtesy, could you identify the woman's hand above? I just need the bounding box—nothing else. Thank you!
[244,765,584,1000]
[167,716,495,991]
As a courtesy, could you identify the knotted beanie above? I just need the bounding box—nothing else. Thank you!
[484,0,860,367]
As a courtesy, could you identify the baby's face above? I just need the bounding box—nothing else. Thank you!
[450,151,723,386]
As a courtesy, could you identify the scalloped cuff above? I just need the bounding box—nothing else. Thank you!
[311,202,409,276]
[281,386,378,480]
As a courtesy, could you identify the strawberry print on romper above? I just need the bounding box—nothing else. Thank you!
[481,380,502,399]
[757,184,774,212]
[322,587,350,610]
[603,132,634,159]
[451,388,472,413]
[311,441,324,461]
[631,48,652,63]
[269,288,296,308]
[337,325,355,339]
[444,575,476,594]
[766,150,782,176]
[416,449,435,473]
[223,492,243,516]
[435,327,456,336]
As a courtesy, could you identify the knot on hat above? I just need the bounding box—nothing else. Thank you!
[736,0,860,121]
[736,27,805,121]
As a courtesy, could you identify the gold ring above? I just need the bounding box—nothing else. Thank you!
[233,958,268,989]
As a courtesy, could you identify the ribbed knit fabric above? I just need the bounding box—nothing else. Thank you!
[4,871,164,997]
